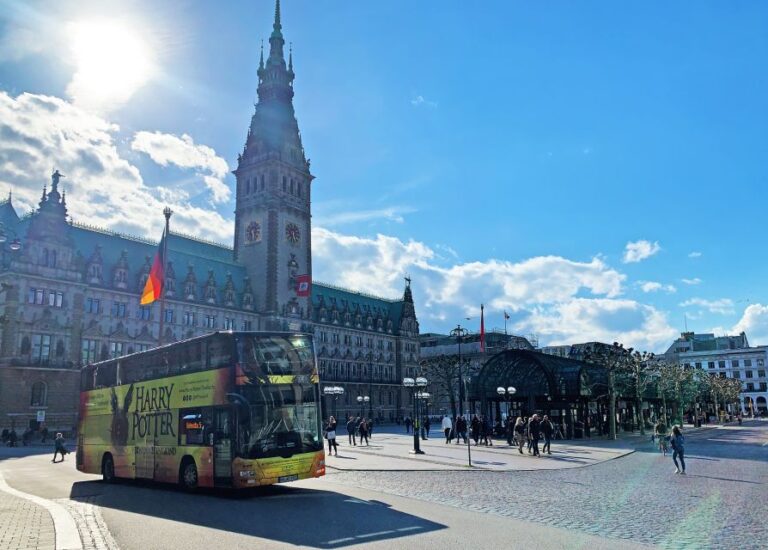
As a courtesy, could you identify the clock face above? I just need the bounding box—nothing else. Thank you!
[285,222,300,244]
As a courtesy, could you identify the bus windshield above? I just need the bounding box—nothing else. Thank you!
[235,334,322,459]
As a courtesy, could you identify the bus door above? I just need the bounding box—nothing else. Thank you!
[135,431,155,479]
[212,408,233,482]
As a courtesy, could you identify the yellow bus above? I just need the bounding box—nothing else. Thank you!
[76,332,325,490]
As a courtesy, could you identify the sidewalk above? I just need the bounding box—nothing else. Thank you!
[325,422,726,472]
[0,477,55,550]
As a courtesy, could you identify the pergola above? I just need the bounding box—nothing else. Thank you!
[467,349,611,438]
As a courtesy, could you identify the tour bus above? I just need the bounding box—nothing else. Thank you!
[77,331,325,490]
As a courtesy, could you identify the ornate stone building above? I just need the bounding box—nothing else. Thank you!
[0,1,419,433]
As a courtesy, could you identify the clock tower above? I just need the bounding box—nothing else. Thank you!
[233,0,313,329]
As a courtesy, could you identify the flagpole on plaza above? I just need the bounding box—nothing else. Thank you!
[157,207,172,346]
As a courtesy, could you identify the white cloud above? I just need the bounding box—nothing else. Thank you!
[0,91,232,242]
[730,304,768,345]
[622,239,661,263]
[310,227,678,350]
[679,298,735,315]
[411,95,438,108]
[131,131,230,203]
[638,281,677,294]
[521,299,677,352]
[688,251,702,258]
[313,205,415,227]
[681,277,702,285]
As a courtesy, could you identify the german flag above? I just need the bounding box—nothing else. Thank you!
[140,230,166,305]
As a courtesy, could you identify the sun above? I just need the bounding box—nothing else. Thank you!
[67,19,154,110]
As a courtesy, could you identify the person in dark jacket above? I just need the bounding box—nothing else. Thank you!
[529,415,541,457]
[481,416,493,446]
[358,418,370,446]
[470,415,481,445]
[325,417,338,456]
[346,416,357,446]
[52,433,68,462]
[8,429,18,448]
[670,425,686,474]
[540,415,554,455]
[455,416,468,444]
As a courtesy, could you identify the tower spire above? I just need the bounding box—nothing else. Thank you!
[273,0,282,37]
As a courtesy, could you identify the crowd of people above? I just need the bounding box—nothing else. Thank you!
[323,415,375,456]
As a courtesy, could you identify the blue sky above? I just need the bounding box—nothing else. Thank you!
[1,0,767,351]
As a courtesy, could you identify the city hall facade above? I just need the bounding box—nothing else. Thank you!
[0,3,419,433]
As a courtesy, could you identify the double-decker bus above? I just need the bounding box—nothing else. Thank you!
[77,332,325,490]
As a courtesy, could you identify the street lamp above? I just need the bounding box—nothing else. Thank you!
[403,376,428,454]
[450,325,469,418]
[356,395,370,417]
[416,391,431,439]
[323,386,344,418]
[496,386,517,420]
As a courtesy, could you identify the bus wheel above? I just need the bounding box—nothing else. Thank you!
[180,459,198,491]
[102,454,116,483]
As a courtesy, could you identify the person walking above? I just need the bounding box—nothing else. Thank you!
[40,424,49,444]
[541,415,554,455]
[455,416,468,444]
[654,419,668,456]
[481,416,493,446]
[423,416,431,439]
[8,429,18,448]
[359,418,370,446]
[670,425,686,474]
[404,416,412,433]
[514,417,526,454]
[470,415,481,445]
[442,415,453,443]
[525,417,534,454]
[325,416,338,456]
[52,433,68,463]
[505,415,514,446]
[346,415,357,446]
[529,414,541,457]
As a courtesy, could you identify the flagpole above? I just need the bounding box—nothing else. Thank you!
[158,207,172,347]
[504,313,507,335]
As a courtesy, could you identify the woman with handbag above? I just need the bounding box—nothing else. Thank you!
[325,416,338,456]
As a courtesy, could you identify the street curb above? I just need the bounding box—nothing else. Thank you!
[0,468,83,550]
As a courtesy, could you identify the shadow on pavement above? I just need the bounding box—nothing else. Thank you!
[70,479,446,548]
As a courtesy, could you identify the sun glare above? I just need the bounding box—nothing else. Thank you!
[68,19,154,110]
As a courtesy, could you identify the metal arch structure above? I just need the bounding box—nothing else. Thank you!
[469,349,609,401]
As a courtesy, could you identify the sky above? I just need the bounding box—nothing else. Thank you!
[0,0,767,352]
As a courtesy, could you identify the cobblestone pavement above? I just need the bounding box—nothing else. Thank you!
[327,422,768,549]
[0,489,55,550]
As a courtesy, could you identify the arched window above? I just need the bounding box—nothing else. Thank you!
[42,248,49,266]
[51,250,57,268]
[30,381,47,406]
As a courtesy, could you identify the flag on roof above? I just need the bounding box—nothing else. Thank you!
[140,229,166,305]
[504,311,510,320]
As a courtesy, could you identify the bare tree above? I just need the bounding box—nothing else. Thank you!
[419,356,461,418]
[619,350,656,435]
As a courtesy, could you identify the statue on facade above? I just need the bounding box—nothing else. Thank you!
[51,170,65,191]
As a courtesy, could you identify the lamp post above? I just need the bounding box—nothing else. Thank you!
[357,395,370,418]
[416,391,431,439]
[367,352,374,420]
[403,376,427,454]
[323,386,344,419]
[449,325,469,418]
[496,386,517,420]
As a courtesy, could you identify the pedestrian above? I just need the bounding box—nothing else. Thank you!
[346,415,357,446]
[455,416,468,444]
[22,427,32,447]
[325,416,338,456]
[481,416,493,446]
[52,432,68,463]
[470,415,481,445]
[359,418,370,446]
[8,429,17,448]
[40,424,48,444]
[505,415,514,446]
[442,415,453,443]
[529,414,541,457]
[654,419,668,456]
[423,416,431,439]
[514,417,526,454]
[1,428,8,444]
[670,425,686,474]
[525,417,534,453]
[541,415,553,455]
[404,416,412,434]
[368,418,374,438]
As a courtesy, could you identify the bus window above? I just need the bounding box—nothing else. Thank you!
[180,341,204,372]
[207,335,234,370]
[94,362,116,388]
[180,410,213,446]
[81,365,94,391]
